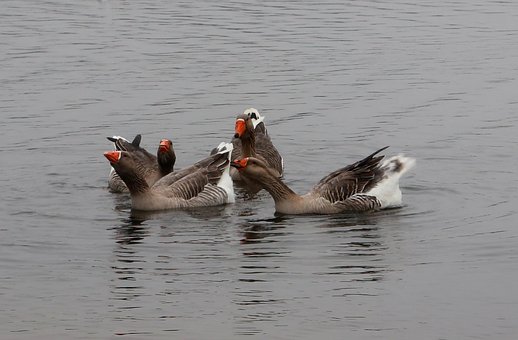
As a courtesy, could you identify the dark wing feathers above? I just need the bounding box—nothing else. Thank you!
[310,146,389,204]
[154,151,229,201]
[184,186,228,207]
[331,194,381,212]
[255,134,283,175]
[164,170,210,200]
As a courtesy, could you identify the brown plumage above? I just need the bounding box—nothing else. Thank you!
[104,143,234,211]
[230,109,283,193]
[107,135,176,193]
[231,147,415,215]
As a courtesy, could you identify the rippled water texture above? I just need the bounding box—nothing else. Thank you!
[1,0,517,339]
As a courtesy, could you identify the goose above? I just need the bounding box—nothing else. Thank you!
[107,135,176,193]
[231,146,415,215]
[104,142,234,211]
[231,108,284,183]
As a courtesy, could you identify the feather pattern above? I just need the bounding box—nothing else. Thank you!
[106,135,175,193]
[231,109,284,178]
[105,142,234,211]
[231,147,414,215]
[309,146,388,203]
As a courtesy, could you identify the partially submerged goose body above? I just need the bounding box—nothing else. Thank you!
[107,135,176,193]
[104,142,234,211]
[231,146,415,215]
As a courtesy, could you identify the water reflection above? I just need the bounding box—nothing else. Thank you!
[313,212,391,287]
[112,213,150,246]
[233,216,291,333]
[239,216,290,244]
[232,212,392,333]
[112,197,232,222]
[108,214,151,330]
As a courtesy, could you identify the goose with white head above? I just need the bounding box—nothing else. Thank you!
[231,108,284,183]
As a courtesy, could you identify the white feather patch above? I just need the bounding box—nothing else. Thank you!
[215,142,235,203]
[243,108,265,129]
[365,155,416,208]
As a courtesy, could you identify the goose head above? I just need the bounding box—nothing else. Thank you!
[234,108,266,138]
[157,138,176,172]
[104,150,147,182]
[231,157,278,180]
[243,108,264,128]
[158,139,172,153]
[234,113,254,139]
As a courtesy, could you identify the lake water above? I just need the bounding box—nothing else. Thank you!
[1,0,518,339]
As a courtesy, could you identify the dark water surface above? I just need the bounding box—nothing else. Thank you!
[1,0,518,339]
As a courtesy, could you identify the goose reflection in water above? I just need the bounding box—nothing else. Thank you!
[106,213,151,252]
[312,209,407,290]
[107,214,150,332]
[239,216,290,244]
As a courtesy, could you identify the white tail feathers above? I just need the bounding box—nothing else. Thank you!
[382,154,416,177]
[366,155,416,209]
[215,142,235,203]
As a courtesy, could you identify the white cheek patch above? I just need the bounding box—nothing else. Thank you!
[252,115,265,129]
[244,108,265,129]
[243,108,258,116]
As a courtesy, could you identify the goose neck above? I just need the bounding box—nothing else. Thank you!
[241,131,256,157]
[261,175,299,203]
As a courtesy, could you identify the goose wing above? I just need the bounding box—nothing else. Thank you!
[255,134,283,175]
[153,151,229,201]
[309,147,388,204]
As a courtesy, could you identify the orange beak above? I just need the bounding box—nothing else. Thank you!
[159,139,170,152]
[234,119,246,138]
[231,158,248,170]
[104,151,121,163]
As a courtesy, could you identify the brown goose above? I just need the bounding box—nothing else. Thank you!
[104,142,234,211]
[231,147,415,215]
[107,135,176,193]
[231,108,284,182]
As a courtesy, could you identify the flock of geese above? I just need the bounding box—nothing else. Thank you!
[104,108,415,215]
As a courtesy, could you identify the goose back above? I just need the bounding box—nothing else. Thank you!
[309,146,389,203]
